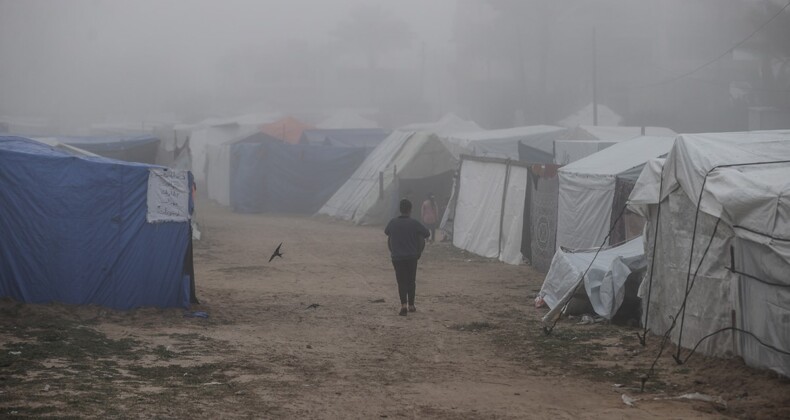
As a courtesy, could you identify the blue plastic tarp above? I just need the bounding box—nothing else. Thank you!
[0,136,192,310]
[230,141,367,214]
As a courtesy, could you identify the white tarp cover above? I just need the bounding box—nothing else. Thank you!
[445,125,566,160]
[540,236,645,320]
[631,130,790,376]
[317,131,457,225]
[452,158,528,265]
[626,158,665,218]
[400,113,483,137]
[556,136,675,250]
[147,168,190,223]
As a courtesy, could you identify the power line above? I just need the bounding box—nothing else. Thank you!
[619,0,790,92]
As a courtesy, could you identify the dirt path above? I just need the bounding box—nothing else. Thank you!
[1,200,788,418]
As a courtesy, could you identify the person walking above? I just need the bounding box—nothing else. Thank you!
[421,193,439,243]
[385,199,430,316]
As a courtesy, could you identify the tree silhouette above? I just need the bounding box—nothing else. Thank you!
[333,4,413,104]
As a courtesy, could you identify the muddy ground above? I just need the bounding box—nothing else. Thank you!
[1,199,788,419]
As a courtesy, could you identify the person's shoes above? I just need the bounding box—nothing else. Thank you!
[408,305,416,312]
[399,308,408,316]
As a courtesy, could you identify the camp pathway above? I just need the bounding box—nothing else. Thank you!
[170,199,719,419]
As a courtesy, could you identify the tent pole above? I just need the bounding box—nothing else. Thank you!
[498,161,511,259]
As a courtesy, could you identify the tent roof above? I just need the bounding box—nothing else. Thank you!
[664,130,790,219]
[262,116,314,144]
[564,125,676,141]
[446,125,567,159]
[560,136,675,176]
[300,128,391,148]
[56,134,160,153]
[317,110,379,129]
[401,113,483,136]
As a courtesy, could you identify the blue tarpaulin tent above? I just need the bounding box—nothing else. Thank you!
[59,134,160,164]
[230,134,367,214]
[299,128,390,149]
[0,136,193,310]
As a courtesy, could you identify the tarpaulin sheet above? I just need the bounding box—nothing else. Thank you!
[230,141,367,214]
[60,134,160,164]
[0,136,191,310]
[540,236,645,320]
[528,167,560,272]
[300,129,390,148]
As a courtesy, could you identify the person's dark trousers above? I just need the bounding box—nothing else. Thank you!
[392,258,418,305]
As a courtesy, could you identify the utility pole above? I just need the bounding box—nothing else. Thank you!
[592,27,598,126]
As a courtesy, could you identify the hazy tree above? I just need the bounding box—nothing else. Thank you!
[742,1,790,108]
[332,4,413,105]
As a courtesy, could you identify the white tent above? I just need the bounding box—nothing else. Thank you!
[556,136,675,250]
[318,110,378,129]
[445,125,566,161]
[317,131,457,225]
[628,130,790,377]
[400,113,483,137]
[540,236,646,322]
[452,156,529,265]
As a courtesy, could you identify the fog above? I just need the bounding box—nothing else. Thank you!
[1,0,788,133]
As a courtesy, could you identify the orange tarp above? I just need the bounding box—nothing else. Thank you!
[261,116,314,144]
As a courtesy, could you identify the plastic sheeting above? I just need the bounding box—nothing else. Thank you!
[453,157,528,265]
[556,136,675,250]
[0,136,192,310]
[540,237,645,320]
[553,140,617,165]
[230,141,367,214]
[400,113,483,136]
[318,131,457,225]
[526,167,560,272]
[630,130,790,376]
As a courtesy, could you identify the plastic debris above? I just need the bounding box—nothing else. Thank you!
[622,394,638,407]
[183,311,209,318]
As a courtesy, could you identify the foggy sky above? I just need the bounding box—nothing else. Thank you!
[0,0,454,125]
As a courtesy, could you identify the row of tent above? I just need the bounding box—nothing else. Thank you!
[536,130,790,378]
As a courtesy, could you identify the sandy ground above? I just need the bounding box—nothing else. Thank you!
[1,199,789,419]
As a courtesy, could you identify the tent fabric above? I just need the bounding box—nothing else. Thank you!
[317,110,379,129]
[556,136,675,250]
[318,131,457,225]
[453,157,528,265]
[540,236,646,320]
[553,140,617,165]
[58,135,161,164]
[561,125,676,141]
[446,125,566,160]
[299,128,391,149]
[517,142,554,164]
[261,116,314,144]
[188,123,258,182]
[631,130,790,376]
[0,136,192,310]
[205,132,282,207]
[526,167,560,272]
[626,158,665,218]
[400,113,483,136]
[230,141,367,214]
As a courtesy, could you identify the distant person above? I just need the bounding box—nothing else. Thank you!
[421,193,439,243]
[385,199,430,316]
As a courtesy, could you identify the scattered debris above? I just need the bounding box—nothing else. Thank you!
[622,394,638,407]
